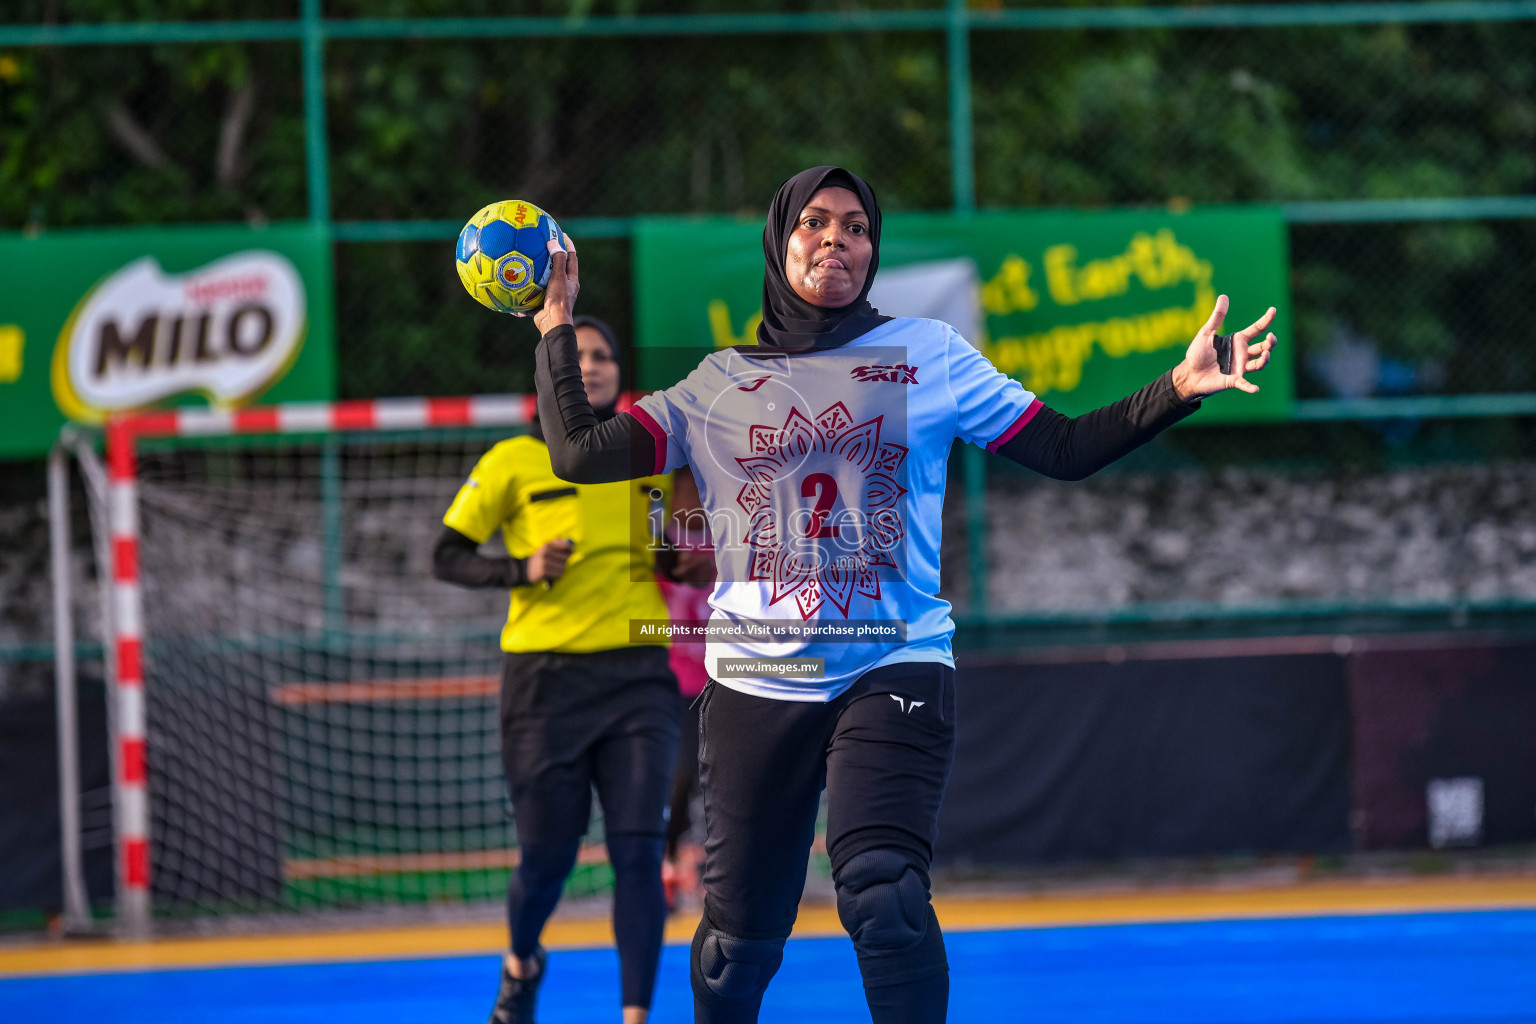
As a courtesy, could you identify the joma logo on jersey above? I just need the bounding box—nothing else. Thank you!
[851,364,919,384]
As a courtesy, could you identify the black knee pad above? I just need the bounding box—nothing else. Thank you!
[693,922,786,1000]
[834,848,932,954]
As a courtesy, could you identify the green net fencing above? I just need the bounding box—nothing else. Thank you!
[118,428,632,917]
[3,4,1535,635]
[7,0,1536,926]
[6,7,1535,415]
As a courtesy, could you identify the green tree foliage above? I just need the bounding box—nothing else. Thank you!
[321,32,949,220]
[0,42,305,225]
[2,3,1534,401]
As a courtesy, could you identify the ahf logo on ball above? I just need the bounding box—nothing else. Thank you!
[51,250,308,423]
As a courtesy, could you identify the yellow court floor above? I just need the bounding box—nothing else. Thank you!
[3,872,1533,977]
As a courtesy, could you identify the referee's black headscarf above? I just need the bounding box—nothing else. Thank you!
[757,166,891,351]
[572,313,621,402]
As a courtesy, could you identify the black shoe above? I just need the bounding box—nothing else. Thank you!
[487,947,546,1024]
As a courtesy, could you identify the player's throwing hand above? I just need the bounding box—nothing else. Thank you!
[533,236,579,335]
[1172,294,1277,402]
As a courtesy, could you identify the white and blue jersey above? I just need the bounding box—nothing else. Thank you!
[631,318,1040,701]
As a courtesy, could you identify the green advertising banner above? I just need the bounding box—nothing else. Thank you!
[0,223,336,458]
[634,207,1292,422]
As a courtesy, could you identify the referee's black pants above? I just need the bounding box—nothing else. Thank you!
[500,646,681,1010]
[692,661,956,1023]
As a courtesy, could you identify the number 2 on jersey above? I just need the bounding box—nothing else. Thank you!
[800,473,840,538]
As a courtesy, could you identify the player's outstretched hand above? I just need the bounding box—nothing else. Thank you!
[533,234,579,335]
[1172,294,1276,402]
[529,537,574,583]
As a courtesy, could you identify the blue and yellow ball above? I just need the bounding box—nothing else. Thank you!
[455,200,563,315]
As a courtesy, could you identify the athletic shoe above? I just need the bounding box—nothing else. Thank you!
[487,946,546,1024]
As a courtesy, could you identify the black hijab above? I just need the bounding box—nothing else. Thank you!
[572,313,622,400]
[757,166,891,351]
[529,314,620,441]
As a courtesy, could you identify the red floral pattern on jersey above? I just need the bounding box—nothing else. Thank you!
[735,402,908,619]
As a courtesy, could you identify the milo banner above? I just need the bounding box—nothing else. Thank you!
[0,224,335,458]
[634,207,1292,421]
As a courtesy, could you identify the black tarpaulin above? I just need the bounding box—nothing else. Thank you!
[936,652,1351,866]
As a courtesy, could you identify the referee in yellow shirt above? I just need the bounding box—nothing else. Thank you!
[432,315,678,1024]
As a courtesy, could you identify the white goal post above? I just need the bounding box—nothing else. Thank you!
[61,394,573,936]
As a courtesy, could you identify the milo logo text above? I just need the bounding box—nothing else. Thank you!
[53,251,307,423]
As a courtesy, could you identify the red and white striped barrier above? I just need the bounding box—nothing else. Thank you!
[101,393,537,935]
[112,394,539,440]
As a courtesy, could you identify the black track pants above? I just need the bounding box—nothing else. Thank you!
[499,647,680,1010]
[692,662,956,1023]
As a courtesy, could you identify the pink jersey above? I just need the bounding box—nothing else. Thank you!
[659,578,712,698]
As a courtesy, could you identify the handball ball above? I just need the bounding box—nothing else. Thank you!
[455,200,563,315]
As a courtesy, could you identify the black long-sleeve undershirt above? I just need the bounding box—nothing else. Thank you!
[994,370,1198,481]
[431,525,531,588]
[533,323,1199,485]
[534,324,655,483]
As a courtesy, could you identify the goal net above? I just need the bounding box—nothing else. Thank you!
[80,397,624,931]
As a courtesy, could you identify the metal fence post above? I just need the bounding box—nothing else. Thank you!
[302,0,331,227]
[321,438,345,632]
[963,441,989,617]
[947,0,974,215]
[947,0,990,618]
[303,0,343,630]
[48,441,94,934]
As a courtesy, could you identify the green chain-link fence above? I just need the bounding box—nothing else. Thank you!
[8,0,1536,929]
[6,0,1536,635]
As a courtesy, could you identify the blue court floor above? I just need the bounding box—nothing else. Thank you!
[3,909,1533,1023]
